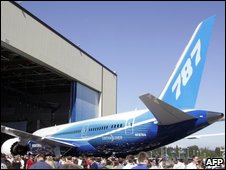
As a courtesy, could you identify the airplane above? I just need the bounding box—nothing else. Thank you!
[1,16,224,157]
[185,132,225,139]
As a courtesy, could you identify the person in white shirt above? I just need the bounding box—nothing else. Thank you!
[186,156,198,169]
[123,155,136,169]
[173,158,185,169]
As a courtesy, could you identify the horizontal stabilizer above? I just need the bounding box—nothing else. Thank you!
[186,132,225,139]
[139,93,195,125]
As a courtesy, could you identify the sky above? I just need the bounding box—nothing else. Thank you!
[19,1,225,149]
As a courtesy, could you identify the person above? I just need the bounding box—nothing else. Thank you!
[162,160,174,169]
[96,157,103,169]
[26,155,34,169]
[1,154,12,169]
[59,163,83,169]
[114,158,124,169]
[20,155,25,169]
[1,154,8,169]
[81,158,87,169]
[89,157,98,169]
[45,156,56,169]
[132,152,149,169]
[85,157,90,169]
[186,155,198,169]
[173,158,185,169]
[123,155,136,169]
[105,159,113,169]
[53,156,61,169]
[65,156,74,164]
[29,154,53,169]
[149,159,159,169]
[183,159,189,169]
[12,155,21,169]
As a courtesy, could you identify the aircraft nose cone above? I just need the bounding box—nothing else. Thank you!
[207,111,224,124]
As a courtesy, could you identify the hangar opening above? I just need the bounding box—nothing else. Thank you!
[1,46,102,132]
[1,46,71,132]
[1,1,117,147]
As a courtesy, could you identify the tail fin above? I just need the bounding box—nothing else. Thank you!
[159,16,215,109]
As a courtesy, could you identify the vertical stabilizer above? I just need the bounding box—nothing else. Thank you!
[159,16,215,109]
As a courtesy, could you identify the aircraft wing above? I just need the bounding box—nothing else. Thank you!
[186,132,225,139]
[218,117,225,121]
[1,125,75,148]
[139,93,196,125]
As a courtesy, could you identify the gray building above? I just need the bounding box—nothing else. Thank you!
[1,1,117,133]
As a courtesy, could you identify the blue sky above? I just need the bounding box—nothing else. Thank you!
[19,1,225,149]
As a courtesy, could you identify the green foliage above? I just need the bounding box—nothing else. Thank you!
[149,145,224,159]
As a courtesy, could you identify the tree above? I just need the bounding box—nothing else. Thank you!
[215,147,221,157]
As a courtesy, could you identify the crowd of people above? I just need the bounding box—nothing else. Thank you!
[1,152,225,169]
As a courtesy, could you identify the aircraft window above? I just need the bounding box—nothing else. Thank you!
[114,125,116,128]
[117,124,119,128]
[111,125,113,128]
[58,129,82,135]
[120,124,123,127]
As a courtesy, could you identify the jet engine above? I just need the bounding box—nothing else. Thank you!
[1,138,28,155]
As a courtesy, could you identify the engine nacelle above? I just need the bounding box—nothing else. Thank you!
[1,138,28,155]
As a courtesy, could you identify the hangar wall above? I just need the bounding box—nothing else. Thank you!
[1,2,117,119]
[102,68,117,116]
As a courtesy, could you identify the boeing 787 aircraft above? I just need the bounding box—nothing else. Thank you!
[1,16,224,157]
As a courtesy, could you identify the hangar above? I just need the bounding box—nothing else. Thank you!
[1,0,117,139]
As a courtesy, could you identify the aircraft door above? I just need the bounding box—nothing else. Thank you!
[125,117,135,135]
[81,125,89,138]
